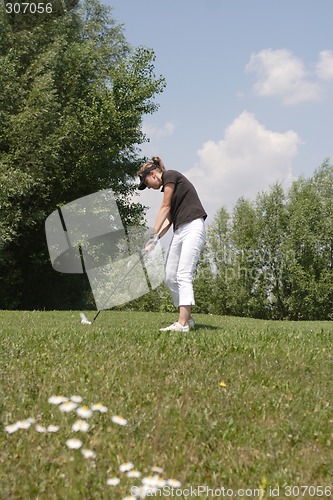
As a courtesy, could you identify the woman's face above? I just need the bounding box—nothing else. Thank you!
[145,169,161,190]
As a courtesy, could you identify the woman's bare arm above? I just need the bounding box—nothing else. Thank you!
[153,183,174,235]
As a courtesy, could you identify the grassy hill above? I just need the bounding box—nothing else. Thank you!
[1,311,332,499]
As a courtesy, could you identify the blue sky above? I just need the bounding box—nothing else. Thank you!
[104,0,333,227]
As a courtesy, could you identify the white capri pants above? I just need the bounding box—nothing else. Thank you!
[165,217,206,307]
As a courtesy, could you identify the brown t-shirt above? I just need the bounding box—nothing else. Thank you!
[162,170,207,230]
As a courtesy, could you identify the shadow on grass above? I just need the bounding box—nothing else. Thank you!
[157,323,220,333]
[192,323,220,331]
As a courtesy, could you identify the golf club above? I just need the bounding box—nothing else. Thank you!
[79,235,158,325]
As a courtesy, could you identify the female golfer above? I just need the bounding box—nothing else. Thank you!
[138,156,207,332]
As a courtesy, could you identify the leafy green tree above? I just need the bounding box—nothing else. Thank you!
[200,207,230,314]
[252,183,290,319]
[203,161,333,320]
[0,0,165,309]
[193,246,215,314]
[226,197,259,317]
[286,160,333,319]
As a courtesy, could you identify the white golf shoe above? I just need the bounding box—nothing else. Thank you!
[159,322,190,333]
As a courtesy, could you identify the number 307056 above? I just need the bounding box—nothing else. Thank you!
[5,3,53,14]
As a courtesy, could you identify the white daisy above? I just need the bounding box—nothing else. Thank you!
[48,395,69,405]
[35,424,47,433]
[142,475,166,488]
[127,469,141,478]
[66,438,82,449]
[47,425,60,433]
[141,475,155,486]
[112,415,128,426]
[59,401,78,413]
[119,462,134,473]
[5,423,19,434]
[72,420,89,432]
[156,477,167,488]
[76,406,93,419]
[91,402,108,413]
[122,497,136,500]
[81,449,96,459]
[70,395,83,404]
[106,477,120,486]
[151,466,164,474]
[167,479,182,487]
[16,419,32,429]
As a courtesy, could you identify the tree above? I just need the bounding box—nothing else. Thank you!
[193,246,215,314]
[286,160,333,319]
[203,160,333,320]
[205,206,231,315]
[253,183,290,319]
[0,0,166,309]
[227,197,259,317]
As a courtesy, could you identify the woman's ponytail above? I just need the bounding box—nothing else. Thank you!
[137,156,166,176]
[151,156,166,172]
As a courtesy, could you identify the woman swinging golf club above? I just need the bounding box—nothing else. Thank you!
[138,156,207,332]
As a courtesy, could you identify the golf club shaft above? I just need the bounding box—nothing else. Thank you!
[91,251,144,323]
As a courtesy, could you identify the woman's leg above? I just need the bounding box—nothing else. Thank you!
[163,218,205,329]
[176,218,206,315]
[164,232,182,307]
[178,305,191,326]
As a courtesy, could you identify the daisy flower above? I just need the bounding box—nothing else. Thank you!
[156,477,167,488]
[72,420,89,432]
[5,423,19,434]
[48,395,69,405]
[81,449,96,459]
[76,406,93,419]
[91,402,108,413]
[106,477,120,486]
[66,438,82,449]
[16,419,32,429]
[127,469,141,478]
[167,479,182,487]
[59,401,78,413]
[112,415,128,426]
[119,462,134,473]
[47,425,60,433]
[151,466,164,474]
[142,475,166,488]
[35,424,47,433]
[70,395,83,404]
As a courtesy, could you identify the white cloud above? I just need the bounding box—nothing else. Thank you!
[316,50,333,81]
[183,111,301,221]
[140,121,176,162]
[245,49,322,105]
[142,121,176,141]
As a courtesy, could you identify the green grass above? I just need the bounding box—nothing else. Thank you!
[0,311,332,499]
